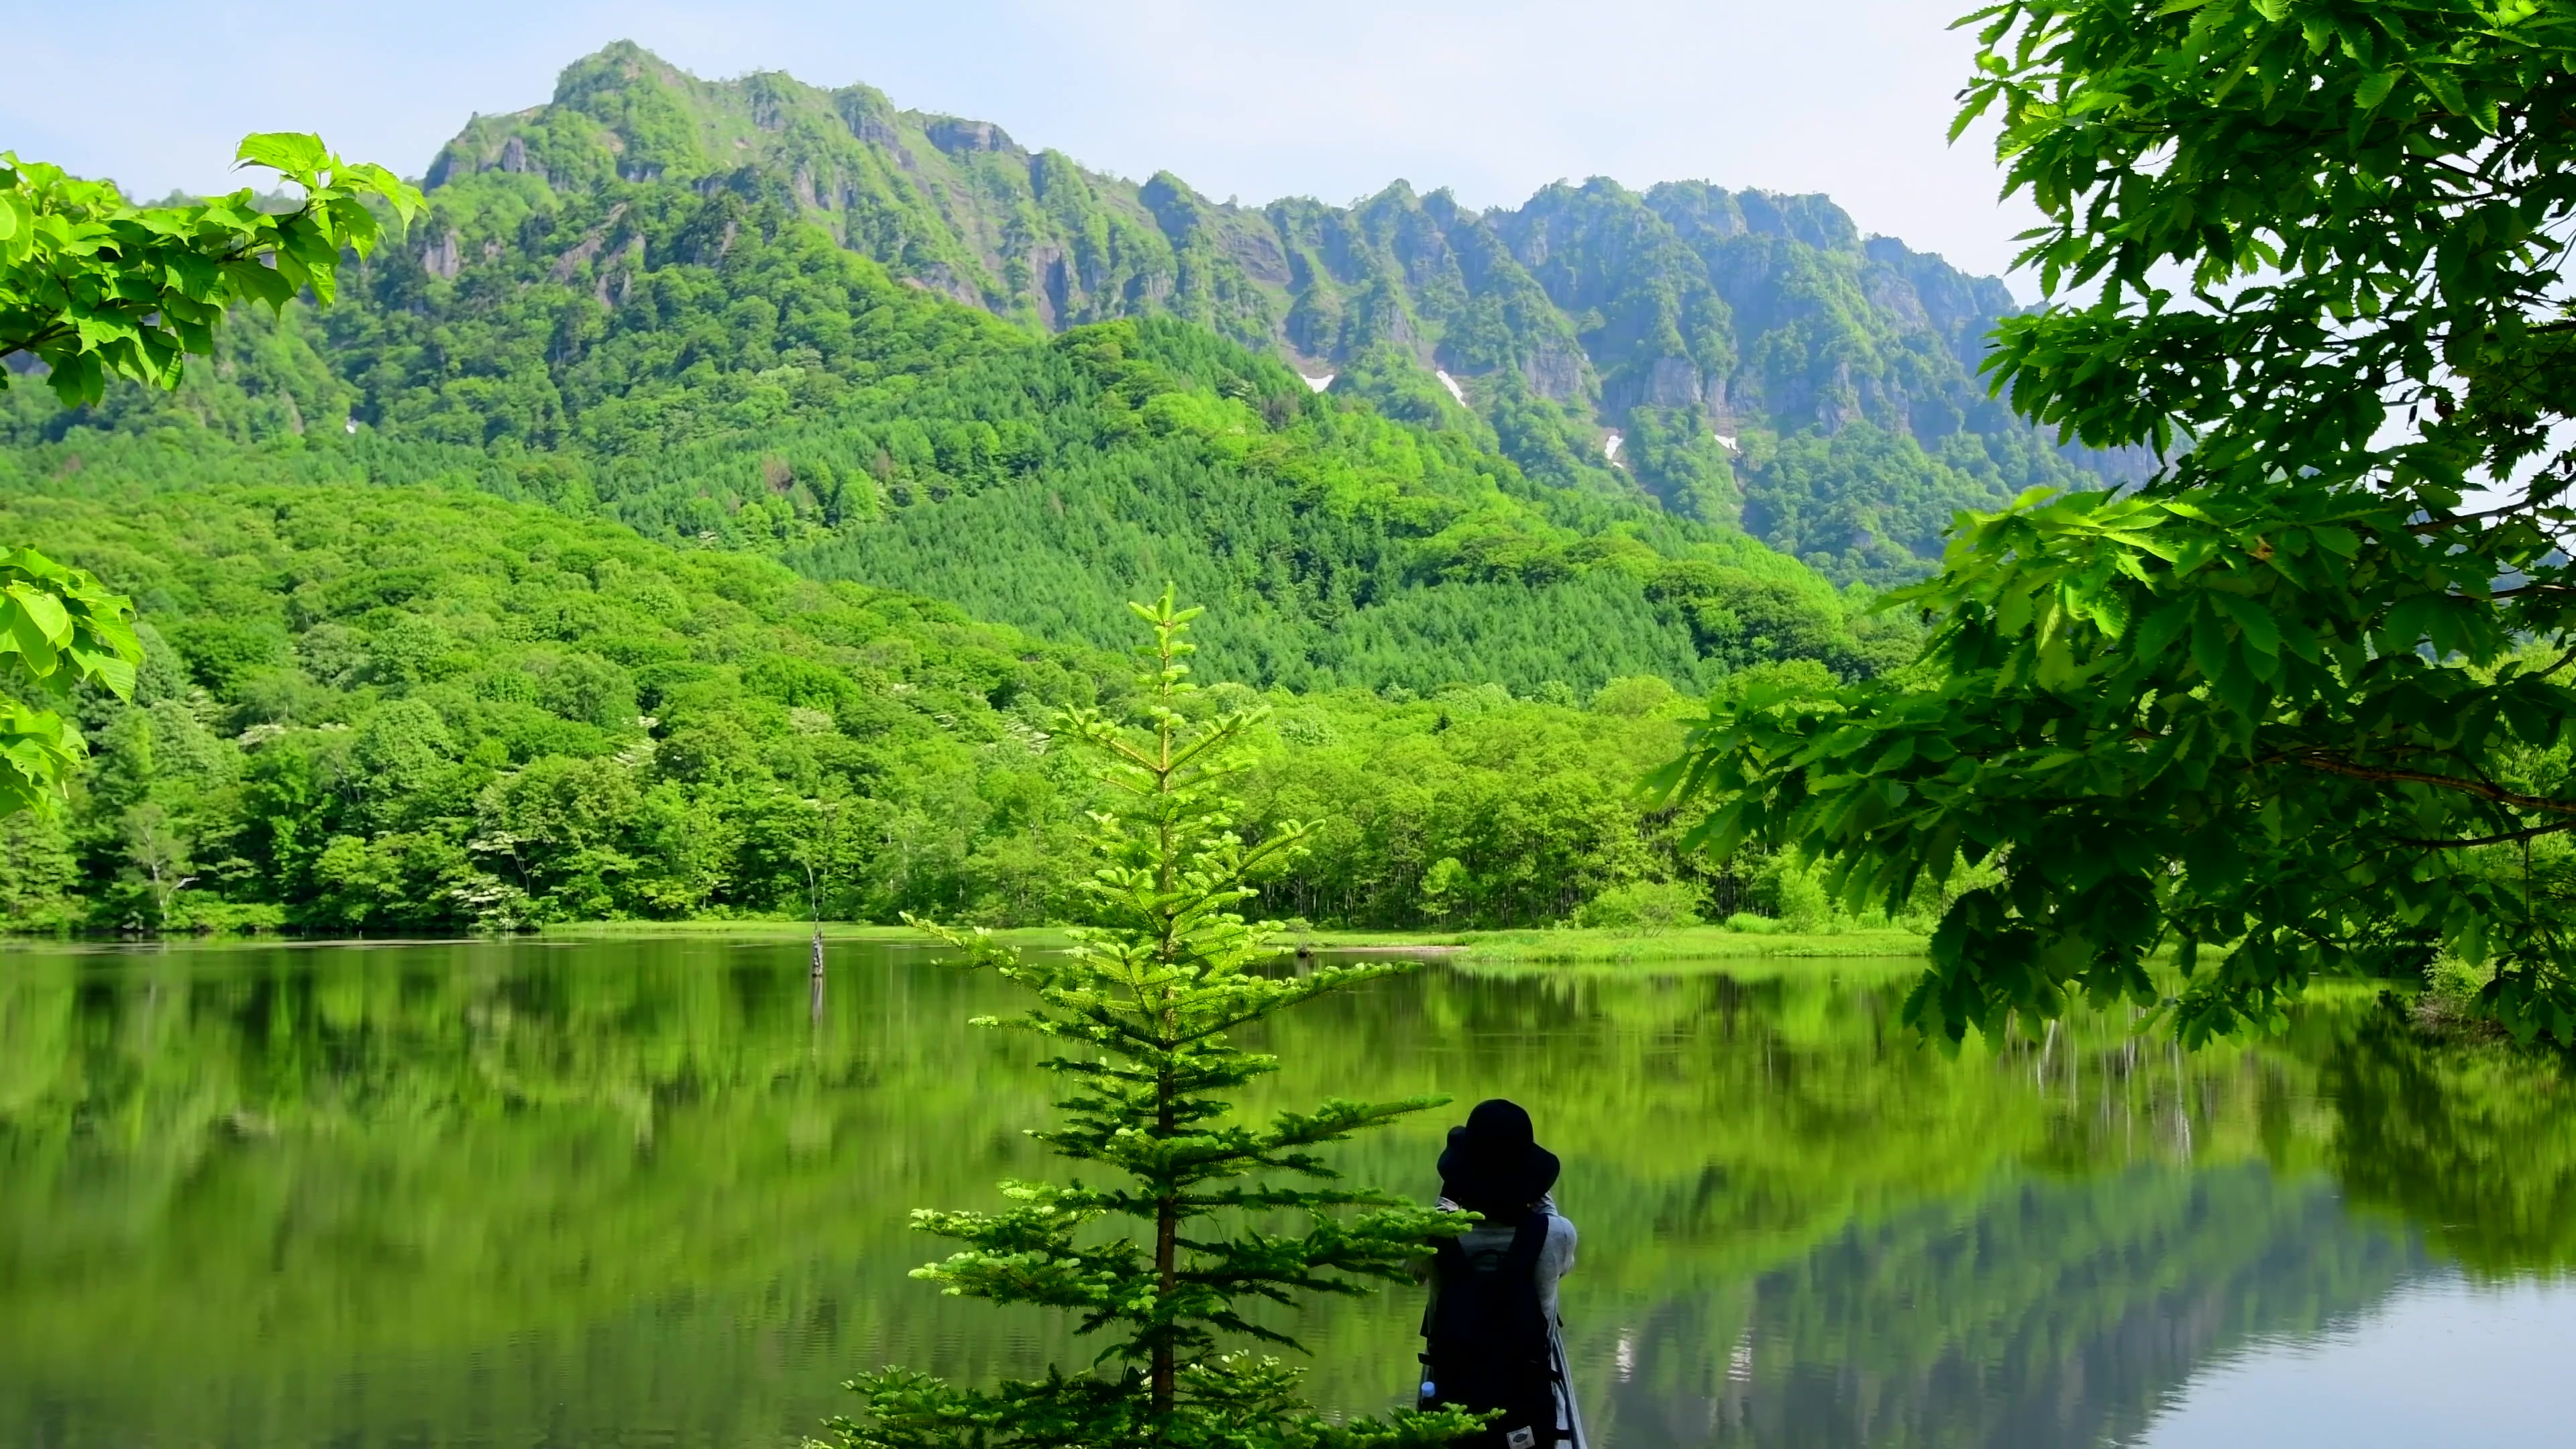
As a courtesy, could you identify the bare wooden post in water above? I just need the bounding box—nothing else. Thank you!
[799,786,843,1022]
[809,924,826,1022]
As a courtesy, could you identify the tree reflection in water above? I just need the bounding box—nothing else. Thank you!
[0,940,2565,1448]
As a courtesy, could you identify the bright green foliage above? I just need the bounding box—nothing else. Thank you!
[0,481,1123,932]
[1243,678,1719,928]
[1665,0,2576,1045]
[0,545,139,818]
[0,481,1741,934]
[0,134,422,407]
[835,595,1471,1449]
[1740,419,2100,584]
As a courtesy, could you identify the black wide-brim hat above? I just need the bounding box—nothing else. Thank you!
[1438,1097,1560,1211]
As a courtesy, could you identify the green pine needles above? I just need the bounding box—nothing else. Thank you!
[826,590,1475,1449]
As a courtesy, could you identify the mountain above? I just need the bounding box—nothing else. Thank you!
[0,45,2104,936]
[419,42,2122,581]
[6,66,1924,696]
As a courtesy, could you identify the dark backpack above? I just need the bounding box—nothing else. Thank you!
[1419,1209,1562,1449]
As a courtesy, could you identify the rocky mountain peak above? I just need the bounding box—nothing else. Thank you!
[409,43,2109,580]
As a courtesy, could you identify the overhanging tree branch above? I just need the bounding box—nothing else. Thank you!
[2392,821,2576,851]
[2272,751,2576,818]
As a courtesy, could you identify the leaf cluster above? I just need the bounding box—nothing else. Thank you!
[1961,0,2576,471]
[1,545,139,817]
[1668,0,2576,1046]
[0,134,422,407]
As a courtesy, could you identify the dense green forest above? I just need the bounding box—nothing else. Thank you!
[0,481,1802,935]
[0,60,1963,938]
[398,43,2119,583]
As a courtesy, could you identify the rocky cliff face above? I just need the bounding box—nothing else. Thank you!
[419,42,2117,578]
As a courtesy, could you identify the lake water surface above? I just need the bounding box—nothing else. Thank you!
[3,936,2569,1448]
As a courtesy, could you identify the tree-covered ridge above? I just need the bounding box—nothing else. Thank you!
[0,478,1775,935]
[0,480,1120,934]
[3,160,1909,694]
[413,41,2114,580]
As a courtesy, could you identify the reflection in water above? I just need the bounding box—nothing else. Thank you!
[0,938,2567,1448]
[2133,1275,2576,1448]
[1610,1167,2419,1448]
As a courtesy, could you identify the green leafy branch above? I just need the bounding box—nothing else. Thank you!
[1,133,425,407]
[1662,470,2576,1046]
[1,545,141,817]
[1662,0,2576,1048]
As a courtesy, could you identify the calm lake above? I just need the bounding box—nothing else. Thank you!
[3,936,2571,1448]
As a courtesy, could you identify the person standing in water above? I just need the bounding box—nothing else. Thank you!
[1417,1099,1587,1449]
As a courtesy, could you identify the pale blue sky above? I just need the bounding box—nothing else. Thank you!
[17,1,2040,284]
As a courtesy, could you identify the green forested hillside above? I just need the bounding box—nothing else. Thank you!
[0,43,2078,935]
[397,41,2119,580]
[3,152,1910,693]
[0,481,1749,934]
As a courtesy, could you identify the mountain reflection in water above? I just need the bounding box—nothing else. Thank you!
[0,937,2567,1448]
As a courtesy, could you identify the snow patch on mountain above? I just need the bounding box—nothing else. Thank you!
[1436,370,1469,407]
[1603,431,1625,466]
[1301,373,1336,394]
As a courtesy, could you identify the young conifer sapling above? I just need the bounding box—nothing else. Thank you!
[822,590,1474,1449]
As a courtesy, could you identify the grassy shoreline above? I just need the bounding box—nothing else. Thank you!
[535,918,1932,963]
[1445,926,1927,962]
[5,917,1926,964]
[536,919,1078,949]
[22,922,2541,1037]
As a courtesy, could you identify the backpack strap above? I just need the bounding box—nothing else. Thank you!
[1503,1209,1550,1281]
[1505,1210,1563,1397]
[1421,1234,1466,1337]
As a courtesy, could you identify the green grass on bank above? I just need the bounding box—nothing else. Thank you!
[1283,924,1932,962]
[535,919,1077,949]
[1444,925,1929,963]
[538,918,1931,965]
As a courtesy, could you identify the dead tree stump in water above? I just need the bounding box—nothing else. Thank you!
[809,926,826,1022]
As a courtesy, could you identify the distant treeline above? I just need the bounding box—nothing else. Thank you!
[0,482,1821,936]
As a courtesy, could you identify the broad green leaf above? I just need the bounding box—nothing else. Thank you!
[234,132,329,177]
[2212,592,2280,655]
[4,580,74,651]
